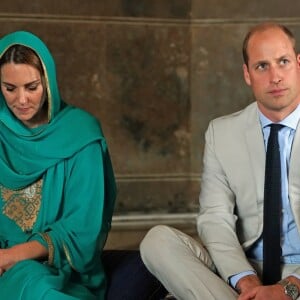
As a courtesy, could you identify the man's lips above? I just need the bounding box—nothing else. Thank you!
[268,88,288,96]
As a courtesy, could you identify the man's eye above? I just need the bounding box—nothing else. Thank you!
[280,59,289,65]
[256,63,267,70]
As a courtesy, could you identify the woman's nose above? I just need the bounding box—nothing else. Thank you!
[17,89,28,104]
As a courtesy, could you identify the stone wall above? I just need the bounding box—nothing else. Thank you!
[1,1,300,235]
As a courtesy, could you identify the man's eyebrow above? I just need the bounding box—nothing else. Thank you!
[255,60,268,64]
[276,54,290,61]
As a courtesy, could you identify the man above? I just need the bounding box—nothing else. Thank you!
[140,22,300,300]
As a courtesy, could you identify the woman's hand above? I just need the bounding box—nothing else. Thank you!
[0,248,17,273]
[0,241,48,275]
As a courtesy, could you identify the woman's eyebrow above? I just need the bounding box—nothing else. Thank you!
[1,79,41,87]
[24,80,41,87]
[1,81,15,88]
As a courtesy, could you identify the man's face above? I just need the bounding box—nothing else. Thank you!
[243,27,300,122]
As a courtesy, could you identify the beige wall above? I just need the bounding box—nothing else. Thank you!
[1,2,300,246]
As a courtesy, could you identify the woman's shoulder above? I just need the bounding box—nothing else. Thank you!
[57,104,104,136]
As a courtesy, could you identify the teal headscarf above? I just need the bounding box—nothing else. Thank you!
[0,31,115,191]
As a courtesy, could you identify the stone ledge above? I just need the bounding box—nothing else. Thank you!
[105,213,198,250]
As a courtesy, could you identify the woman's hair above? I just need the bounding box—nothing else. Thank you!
[0,44,44,76]
[0,44,48,104]
[0,44,47,93]
[242,22,297,66]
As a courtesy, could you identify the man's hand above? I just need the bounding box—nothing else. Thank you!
[236,275,300,300]
[238,284,290,300]
[236,274,262,294]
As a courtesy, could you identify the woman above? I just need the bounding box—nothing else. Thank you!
[0,31,116,299]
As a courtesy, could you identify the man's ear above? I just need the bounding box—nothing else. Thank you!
[243,64,251,86]
[296,54,300,68]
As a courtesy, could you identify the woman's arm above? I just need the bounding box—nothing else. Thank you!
[0,240,48,274]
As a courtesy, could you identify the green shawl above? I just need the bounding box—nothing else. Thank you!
[0,31,116,299]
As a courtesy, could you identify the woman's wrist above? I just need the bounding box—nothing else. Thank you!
[10,241,48,263]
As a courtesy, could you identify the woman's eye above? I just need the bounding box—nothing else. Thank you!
[5,86,15,92]
[27,85,38,91]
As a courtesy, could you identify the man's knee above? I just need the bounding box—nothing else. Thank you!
[140,225,174,266]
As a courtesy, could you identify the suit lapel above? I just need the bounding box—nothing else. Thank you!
[245,104,266,206]
[289,124,300,228]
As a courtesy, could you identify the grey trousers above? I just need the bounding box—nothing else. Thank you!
[140,225,300,300]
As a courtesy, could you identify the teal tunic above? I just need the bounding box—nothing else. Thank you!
[0,31,116,299]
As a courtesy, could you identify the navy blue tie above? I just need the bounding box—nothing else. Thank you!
[263,124,283,285]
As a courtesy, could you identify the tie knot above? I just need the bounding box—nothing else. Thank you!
[269,123,284,133]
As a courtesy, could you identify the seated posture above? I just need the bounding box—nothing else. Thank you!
[141,22,300,300]
[0,31,116,299]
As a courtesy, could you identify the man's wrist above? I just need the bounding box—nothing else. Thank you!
[285,276,300,291]
[277,277,300,300]
[236,274,261,294]
[230,270,256,289]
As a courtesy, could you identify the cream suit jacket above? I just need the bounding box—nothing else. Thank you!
[197,101,300,282]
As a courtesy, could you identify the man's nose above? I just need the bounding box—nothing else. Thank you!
[269,66,282,84]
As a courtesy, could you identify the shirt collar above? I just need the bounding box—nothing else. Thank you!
[259,104,300,130]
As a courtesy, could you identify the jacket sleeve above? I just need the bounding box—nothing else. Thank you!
[197,120,255,282]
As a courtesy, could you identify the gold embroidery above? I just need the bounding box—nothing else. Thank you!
[63,242,77,271]
[1,179,42,232]
[39,232,54,266]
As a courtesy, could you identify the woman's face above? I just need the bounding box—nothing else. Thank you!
[0,62,47,128]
